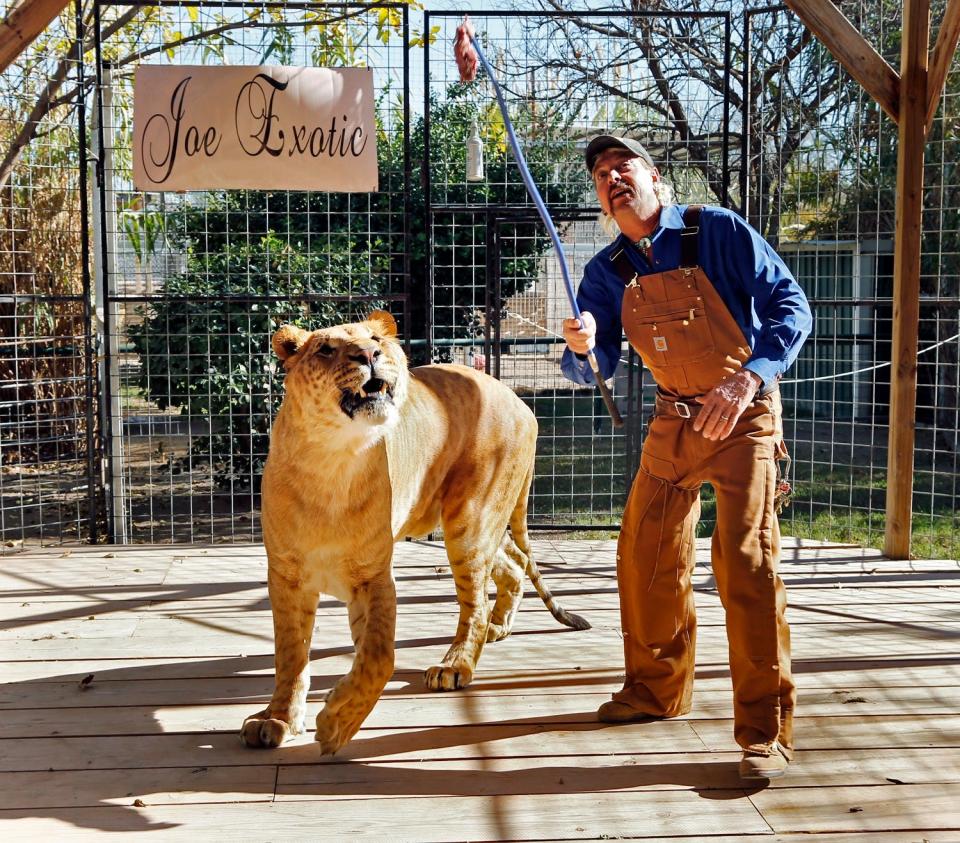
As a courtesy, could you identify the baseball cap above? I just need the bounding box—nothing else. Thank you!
[585,135,656,172]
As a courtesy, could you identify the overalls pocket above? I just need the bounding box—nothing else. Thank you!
[627,294,715,366]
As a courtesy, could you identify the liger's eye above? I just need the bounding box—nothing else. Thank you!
[317,343,335,357]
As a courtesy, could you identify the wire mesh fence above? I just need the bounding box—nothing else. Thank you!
[0,1,956,559]
[0,0,97,550]
[95,0,410,543]
[748,2,958,560]
[424,9,732,527]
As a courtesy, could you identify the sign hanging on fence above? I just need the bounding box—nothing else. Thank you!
[133,65,378,192]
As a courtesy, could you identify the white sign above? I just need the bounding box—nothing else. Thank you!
[133,65,378,192]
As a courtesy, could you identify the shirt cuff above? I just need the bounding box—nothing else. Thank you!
[743,358,780,393]
[561,347,596,385]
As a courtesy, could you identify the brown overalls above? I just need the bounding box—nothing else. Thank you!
[611,205,795,757]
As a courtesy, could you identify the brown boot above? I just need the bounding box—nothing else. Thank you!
[739,741,791,779]
[596,700,663,724]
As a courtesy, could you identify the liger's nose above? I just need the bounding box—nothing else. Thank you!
[348,346,381,365]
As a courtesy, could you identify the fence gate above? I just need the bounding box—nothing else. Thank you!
[423,9,733,529]
[93,0,411,543]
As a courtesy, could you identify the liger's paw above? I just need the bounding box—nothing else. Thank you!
[314,704,365,755]
[240,710,302,748]
[486,622,512,642]
[424,662,474,691]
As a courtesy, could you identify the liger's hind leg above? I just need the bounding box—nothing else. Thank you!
[424,521,496,691]
[487,540,524,642]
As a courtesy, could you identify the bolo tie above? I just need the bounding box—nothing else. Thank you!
[636,235,654,265]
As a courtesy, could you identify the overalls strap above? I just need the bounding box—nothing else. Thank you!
[679,204,703,269]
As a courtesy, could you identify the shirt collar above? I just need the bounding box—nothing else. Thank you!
[612,203,685,253]
[657,203,686,230]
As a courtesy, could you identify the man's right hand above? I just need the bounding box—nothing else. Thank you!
[562,311,597,356]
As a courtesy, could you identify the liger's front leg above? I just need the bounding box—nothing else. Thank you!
[314,569,397,754]
[241,562,319,748]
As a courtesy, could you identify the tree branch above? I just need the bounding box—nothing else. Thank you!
[0,37,74,190]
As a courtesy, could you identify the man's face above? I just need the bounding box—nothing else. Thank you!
[591,148,660,218]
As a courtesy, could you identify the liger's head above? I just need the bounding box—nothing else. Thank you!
[272,311,407,433]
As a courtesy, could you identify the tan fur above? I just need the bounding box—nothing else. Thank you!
[240,312,589,754]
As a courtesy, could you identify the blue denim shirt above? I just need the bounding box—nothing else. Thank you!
[560,204,812,391]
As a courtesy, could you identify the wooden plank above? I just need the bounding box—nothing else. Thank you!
[0,791,774,840]
[927,0,960,129]
[781,0,900,122]
[885,0,931,559]
[5,653,958,688]
[2,591,958,629]
[0,617,139,640]
[275,746,960,800]
[4,621,959,669]
[0,766,276,810]
[0,722,709,773]
[1,685,957,739]
[5,718,959,774]
[0,656,273,683]
[691,713,960,752]
[752,782,960,834]
[2,664,952,709]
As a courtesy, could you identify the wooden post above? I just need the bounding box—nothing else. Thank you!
[926,0,960,130]
[884,0,930,559]
[0,0,70,74]
[782,0,900,121]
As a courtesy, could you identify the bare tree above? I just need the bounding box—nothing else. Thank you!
[495,0,865,242]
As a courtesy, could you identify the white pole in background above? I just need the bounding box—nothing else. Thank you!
[90,65,128,543]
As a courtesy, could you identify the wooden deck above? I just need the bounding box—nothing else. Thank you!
[0,538,958,840]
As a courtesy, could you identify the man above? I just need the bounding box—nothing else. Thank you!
[561,135,812,780]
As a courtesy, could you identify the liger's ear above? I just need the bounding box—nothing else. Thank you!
[272,325,311,363]
[366,309,397,338]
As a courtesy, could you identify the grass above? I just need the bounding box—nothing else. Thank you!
[525,392,960,561]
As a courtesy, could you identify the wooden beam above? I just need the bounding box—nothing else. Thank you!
[926,0,960,130]
[884,0,930,560]
[0,0,69,75]
[782,0,901,123]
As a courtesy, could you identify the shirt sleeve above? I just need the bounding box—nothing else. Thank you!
[560,262,622,385]
[714,212,813,390]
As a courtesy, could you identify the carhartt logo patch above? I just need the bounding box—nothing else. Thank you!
[653,336,668,352]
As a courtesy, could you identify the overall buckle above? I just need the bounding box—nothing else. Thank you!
[674,401,691,418]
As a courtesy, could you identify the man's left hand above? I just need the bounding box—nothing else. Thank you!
[693,369,763,441]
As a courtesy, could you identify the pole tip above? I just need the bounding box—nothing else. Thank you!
[454,16,478,83]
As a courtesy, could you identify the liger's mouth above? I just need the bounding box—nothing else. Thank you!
[339,378,394,418]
